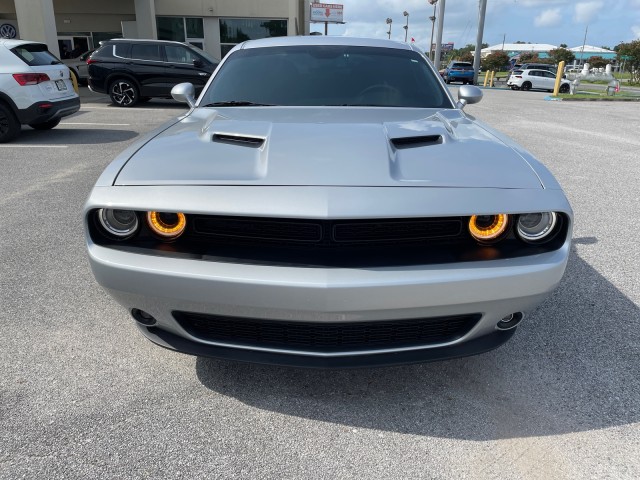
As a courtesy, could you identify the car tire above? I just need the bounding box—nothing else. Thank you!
[109,78,139,107]
[29,118,61,130]
[445,77,451,84]
[521,81,532,91]
[559,83,570,94]
[0,103,21,143]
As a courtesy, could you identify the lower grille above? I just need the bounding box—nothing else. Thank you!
[173,312,481,353]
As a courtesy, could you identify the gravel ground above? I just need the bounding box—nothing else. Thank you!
[0,87,638,479]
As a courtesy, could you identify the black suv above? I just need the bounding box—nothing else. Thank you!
[88,39,219,107]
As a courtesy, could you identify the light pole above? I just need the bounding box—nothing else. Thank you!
[386,18,392,39]
[433,0,446,70]
[403,11,409,42]
[428,0,438,61]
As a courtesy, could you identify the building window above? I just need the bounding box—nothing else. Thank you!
[219,18,287,57]
[157,17,205,49]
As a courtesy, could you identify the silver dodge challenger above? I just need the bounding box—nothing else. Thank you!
[84,36,572,367]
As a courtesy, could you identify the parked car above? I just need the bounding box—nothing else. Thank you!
[84,36,572,367]
[0,39,80,143]
[519,63,556,74]
[507,69,570,93]
[63,48,95,84]
[443,61,475,84]
[88,39,219,107]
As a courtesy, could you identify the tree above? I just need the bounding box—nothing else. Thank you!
[548,47,575,65]
[482,51,509,72]
[519,52,541,63]
[459,51,474,62]
[588,56,608,68]
[617,40,640,84]
[559,43,568,48]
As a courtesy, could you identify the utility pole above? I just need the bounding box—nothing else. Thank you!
[386,18,392,39]
[433,0,446,70]
[472,0,487,85]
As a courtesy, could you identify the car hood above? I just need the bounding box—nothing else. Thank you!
[114,107,542,189]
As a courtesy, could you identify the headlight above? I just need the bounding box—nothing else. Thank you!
[516,212,557,243]
[468,214,509,243]
[97,209,139,239]
[147,211,186,240]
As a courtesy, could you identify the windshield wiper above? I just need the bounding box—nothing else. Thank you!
[203,101,276,107]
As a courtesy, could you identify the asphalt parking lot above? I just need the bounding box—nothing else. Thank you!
[1,86,639,479]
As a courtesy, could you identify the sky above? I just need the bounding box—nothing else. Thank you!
[311,0,640,52]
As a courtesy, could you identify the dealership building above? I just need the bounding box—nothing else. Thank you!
[0,0,310,60]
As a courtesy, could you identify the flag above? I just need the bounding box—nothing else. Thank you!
[411,37,415,43]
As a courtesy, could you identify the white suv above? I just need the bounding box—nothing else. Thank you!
[0,39,80,142]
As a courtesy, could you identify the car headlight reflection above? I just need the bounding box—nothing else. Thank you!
[517,212,557,243]
[98,208,139,239]
[468,214,509,243]
[147,211,186,240]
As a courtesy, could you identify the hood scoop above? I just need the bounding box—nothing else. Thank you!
[212,132,265,148]
[391,135,443,149]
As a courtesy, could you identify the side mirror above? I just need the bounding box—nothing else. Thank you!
[171,82,196,108]
[457,85,483,109]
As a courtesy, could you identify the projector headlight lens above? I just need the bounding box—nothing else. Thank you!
[517,212,557,243]
[97,209,139,239]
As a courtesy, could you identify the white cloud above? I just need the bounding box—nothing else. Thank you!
[573,1,604,24]
[632,25,640,39]
[534,8,563,27]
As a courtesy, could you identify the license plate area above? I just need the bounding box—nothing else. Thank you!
[55,80,67,91]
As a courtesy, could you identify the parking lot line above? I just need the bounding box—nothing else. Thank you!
[0,144,68,148]
[61,122,131,126]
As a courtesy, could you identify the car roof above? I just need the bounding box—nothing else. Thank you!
[105,38,193,46]
[0,39,47,49]
[237,36,418,52]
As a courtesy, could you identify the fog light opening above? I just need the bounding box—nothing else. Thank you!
[496,312,524,330]
[132,308,157,326]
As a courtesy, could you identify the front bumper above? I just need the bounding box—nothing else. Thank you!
[87,238,570,366]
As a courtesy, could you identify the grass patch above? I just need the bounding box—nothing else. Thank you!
[551,91,640,101]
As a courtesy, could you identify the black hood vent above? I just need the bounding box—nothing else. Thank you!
[212,133,265,147]
[391,135,443,149]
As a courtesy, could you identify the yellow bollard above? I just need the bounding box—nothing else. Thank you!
[69,69,79,94]
[489,70,495,88]
[553,61,565,96]
[483,71,489,87]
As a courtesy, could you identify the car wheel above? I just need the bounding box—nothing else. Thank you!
[0,103,21,143]
[445,77,451,84]
[521,81,532,91]
[109,79,139,107]
[29,118,61,130]
[559,83,570,94]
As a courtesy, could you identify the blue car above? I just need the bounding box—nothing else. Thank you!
[444,61,475,84]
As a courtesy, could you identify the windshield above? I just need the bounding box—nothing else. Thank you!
[200,45,452,108]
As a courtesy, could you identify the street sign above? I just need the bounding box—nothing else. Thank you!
[310,3,344,23]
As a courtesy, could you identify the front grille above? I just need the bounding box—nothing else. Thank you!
[192,216,463,245]
[173,311,481,353]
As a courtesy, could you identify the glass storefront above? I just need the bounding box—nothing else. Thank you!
[219,19,287,57]
[157,17,204,49]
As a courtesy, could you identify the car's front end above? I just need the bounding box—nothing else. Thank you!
[84,37,572,367]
